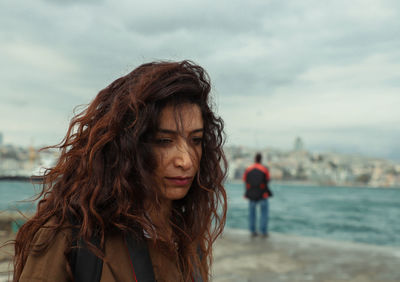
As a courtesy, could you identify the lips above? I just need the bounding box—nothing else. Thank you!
[165,176,193,186]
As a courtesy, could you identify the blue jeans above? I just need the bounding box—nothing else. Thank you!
[249,199,269,235]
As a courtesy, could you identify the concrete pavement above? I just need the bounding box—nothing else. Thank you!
[2,228,400,281]
[212,229,400,282]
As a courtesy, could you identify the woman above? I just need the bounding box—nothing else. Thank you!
[13,60,227,281]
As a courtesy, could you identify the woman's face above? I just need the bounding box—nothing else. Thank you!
[153,103,203,202]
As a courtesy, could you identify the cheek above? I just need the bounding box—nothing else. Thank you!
[154,149,170,175]
[195,148,202,170]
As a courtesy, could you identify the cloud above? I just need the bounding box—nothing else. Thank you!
[0,0,399,161]
[1,41,78,73]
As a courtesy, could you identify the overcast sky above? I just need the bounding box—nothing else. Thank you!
[1,0,399,161]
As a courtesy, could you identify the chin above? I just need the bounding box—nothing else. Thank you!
[163,187,190,201]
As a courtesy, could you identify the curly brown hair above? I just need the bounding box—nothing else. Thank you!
[13,60,227,281]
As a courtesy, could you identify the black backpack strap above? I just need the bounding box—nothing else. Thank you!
[71,236,103,282]
[69,222,155,282]
[125,233,156,282]
[68,215,103,282]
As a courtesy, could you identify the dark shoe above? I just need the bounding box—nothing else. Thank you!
[251,232,258,237]
[261,233,269,238]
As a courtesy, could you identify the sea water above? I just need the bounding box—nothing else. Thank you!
[226,182,400,246]
[1,181,400,246]
[0,181,39,212]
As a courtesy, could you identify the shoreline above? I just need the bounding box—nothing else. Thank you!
[0,176,43,183]
[222,227,400,251]
[0,176,31,182]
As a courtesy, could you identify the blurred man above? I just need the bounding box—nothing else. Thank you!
[243,153,273,237]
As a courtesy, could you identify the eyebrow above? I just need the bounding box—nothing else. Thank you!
[157,128,204,134]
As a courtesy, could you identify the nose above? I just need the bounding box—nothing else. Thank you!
[174,144,194,170]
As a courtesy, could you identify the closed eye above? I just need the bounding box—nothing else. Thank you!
[192,137,203,145]
[155,138,173,145]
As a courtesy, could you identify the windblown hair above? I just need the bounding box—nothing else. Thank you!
[13,60,227,281]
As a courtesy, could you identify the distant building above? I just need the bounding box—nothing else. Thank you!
[294,136,304,151]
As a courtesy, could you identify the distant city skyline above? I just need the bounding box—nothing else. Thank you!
[1,130,398,164]
[1,0,399,162]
